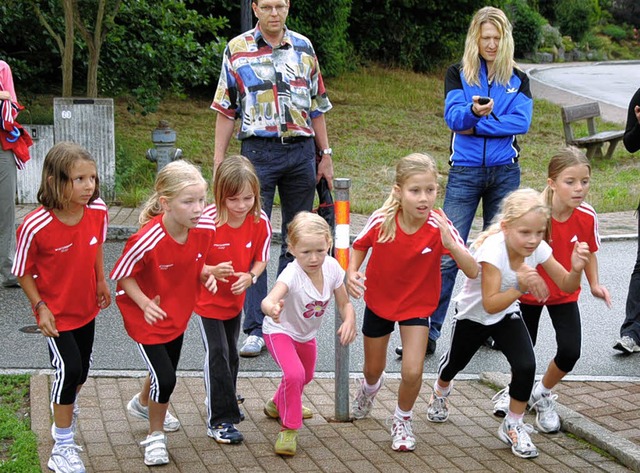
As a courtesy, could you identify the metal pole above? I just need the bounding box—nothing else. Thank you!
[333,178,351,421]
[241,0,253,32]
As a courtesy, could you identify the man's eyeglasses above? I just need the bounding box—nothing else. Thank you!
[258,5,288,14]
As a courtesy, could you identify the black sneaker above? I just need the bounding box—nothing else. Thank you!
[207,423,244,444]
[484,336,499,350]
[395,338,436,359]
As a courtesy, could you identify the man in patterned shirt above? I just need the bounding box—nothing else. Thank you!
[211,0,334,357]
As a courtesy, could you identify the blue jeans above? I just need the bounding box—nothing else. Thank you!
[240,137,316,337]
[620,199,640,343]
[429,162,520,341]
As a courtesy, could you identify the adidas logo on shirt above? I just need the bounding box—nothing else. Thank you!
[570,235,578,243]
[89,236,98,245]
[421,247,432,254]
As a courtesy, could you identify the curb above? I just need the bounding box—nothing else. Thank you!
[480,371,640,472]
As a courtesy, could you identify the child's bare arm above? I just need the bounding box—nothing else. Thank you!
[584,253,612,307]
[433,209,478,279]
[261,281,289,324]
[346,248,367,298]
[334,285,357,345]
[94,245,111,309]
[481,262,523,314]
[17,273,59,337]
[118,277,167,324]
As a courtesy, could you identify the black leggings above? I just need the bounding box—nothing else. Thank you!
[137,334,184,404]
[47,319,95,405]
[438,314,536,402]
[521,301,581,373]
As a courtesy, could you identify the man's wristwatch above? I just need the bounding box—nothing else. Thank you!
[320,147,333,157]
[249,272,258,285]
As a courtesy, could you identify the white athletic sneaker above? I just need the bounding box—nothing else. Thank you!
[127,393,181,432]
[352,372,385,420]
[613,335,640,353]
[389,415,416,451]
[239,335,265,357]
[426,388,449,423]
[498,418,539,459]
[140,431,169,466]
[528,383,561,433]
[492,386,510,418]
[47,442,85,473]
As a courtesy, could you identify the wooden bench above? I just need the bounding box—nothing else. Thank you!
[561,102,625,159]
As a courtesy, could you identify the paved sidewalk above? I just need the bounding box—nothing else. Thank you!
[32,374,634,472]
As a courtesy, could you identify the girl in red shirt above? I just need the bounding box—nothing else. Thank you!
[493,147,611,433]
[194,155,271,444]
[346,153,478,452]
[13,142,110,473]
[111,160,217,467]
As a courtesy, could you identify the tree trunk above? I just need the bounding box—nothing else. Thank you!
[62,0,74,96]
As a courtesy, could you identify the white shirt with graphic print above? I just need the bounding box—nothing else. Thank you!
[262,256,345,343]
[453,231,552,326]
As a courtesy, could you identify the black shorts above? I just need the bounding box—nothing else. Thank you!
[362,306,430,338]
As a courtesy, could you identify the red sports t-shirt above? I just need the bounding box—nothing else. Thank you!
[520,202,600,306]
[12,199,109,331]
[195,204,271,320]
[111,214,216,344]
[352,210,466,321]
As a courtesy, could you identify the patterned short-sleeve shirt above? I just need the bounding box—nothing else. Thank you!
[211,24,332,140]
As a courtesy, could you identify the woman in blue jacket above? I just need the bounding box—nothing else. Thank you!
[396,6,533,358]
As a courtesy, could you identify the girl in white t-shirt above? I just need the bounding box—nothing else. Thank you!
[426,188,590,460]
[261,212,357,457]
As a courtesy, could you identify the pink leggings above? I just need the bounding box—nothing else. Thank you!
[264,333,316,429]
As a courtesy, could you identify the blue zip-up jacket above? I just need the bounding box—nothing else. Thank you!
[444,59,533,167]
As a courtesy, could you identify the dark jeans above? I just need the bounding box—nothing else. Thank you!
[620,198,640,343]
[198,315,242,426]
[241,137,316,337]
[429,163,521,341]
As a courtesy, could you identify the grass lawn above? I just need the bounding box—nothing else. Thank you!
[27,65,640,215]
[0,375,39,472]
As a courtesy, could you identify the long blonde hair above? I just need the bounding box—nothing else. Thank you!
[473,188,549,248]
[139,160,207,226]
[214,155,262,226]
[461,6,516,87]
[377,153,439,243]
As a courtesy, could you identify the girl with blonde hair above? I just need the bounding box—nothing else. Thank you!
[262,211,356,456]
[111,160,217,466]
[492,147,610,434]
[427,188,591,460]
[347,153,477,452]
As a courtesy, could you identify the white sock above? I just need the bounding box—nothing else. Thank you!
[434,380,451,397]
[506,411,524,425]
[53,425,74,445]
[395,405,412,419]
[534,381,552,398]
[363,378,381,394]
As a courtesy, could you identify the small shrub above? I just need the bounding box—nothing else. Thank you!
[540,23,563,49]
[505,0,545,57]
[601,24,629,41]
[555,0,600,42]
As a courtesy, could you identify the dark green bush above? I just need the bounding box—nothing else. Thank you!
[286,0,353,77]
[601,24,629,41]
[348,0,486,72]
[504,0,545,57]
[100,0,228,113]
[555,0,600,42]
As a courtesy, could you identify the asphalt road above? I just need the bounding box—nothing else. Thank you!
[530,61,640,109]
[1,238,638,379]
